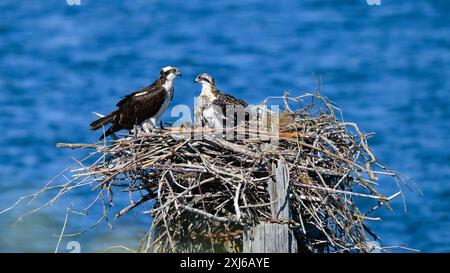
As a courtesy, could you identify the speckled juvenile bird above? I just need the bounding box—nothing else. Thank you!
[193,73,247,129]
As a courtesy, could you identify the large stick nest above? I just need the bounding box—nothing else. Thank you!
[7,93,409,253]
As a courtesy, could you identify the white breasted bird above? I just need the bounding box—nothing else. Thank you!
[194,73,247,129]
[90,66,181,140]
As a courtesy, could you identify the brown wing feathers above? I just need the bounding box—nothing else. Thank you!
[90,77,167,140]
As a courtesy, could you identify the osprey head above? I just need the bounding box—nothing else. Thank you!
[160,66,181,80]
[194,73,215,86]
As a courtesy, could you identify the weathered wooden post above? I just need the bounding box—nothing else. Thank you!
[243,158,298,253]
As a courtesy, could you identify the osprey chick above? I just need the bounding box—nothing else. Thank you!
[194,73,247,129]
[90,66,181,140]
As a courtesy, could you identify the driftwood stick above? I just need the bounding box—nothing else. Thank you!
[56,143,99,149]
[179,205,231,223]
[115,193,155,219]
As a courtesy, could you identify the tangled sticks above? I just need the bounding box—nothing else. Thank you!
[39,93,407,252]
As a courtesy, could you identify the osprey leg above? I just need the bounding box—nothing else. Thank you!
[142,119,157,134]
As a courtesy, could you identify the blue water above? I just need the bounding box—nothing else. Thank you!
[0,0,449,252]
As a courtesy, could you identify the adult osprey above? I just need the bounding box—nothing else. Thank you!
[194,73,247,129]
[90,66,181,140]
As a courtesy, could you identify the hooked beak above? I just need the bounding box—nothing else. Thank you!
[175,69,181,77]
[194,77,199,83]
